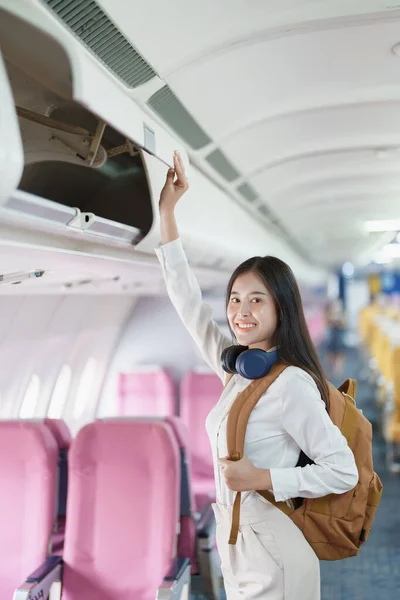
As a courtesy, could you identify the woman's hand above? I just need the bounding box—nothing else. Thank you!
[218,455,273,492]
[159,150,189,214]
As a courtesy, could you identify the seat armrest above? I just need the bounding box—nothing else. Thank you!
[164,557,191,581]
[157,558,191,599]
[13,556,63,600]
[196,502,215,538]
[26,556,62,582]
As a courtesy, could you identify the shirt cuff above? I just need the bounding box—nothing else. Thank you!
[269,467,301,502]
[154,237,188,269]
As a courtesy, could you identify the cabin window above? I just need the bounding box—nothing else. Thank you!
[19,374,41,418]
[73,358,97,420]
[48,364,72,419]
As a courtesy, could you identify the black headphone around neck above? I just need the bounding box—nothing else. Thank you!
[221,345,280,379]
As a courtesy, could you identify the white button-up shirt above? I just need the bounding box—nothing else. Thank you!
[155,238,358,506]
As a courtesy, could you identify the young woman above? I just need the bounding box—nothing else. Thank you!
[155,152,358,600]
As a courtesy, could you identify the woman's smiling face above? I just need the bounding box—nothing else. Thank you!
[227,271,278,351]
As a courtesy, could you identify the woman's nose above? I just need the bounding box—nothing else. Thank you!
[238,304,251,317]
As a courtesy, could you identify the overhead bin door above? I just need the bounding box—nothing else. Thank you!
[0,49,23,206]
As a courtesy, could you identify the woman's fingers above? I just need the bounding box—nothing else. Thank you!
[174,151,188,189]
[165,168,175,185]
[177,152,186,176]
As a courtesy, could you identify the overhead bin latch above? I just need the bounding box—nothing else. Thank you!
[67,209,95,230]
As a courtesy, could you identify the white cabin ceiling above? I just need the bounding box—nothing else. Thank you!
[93,0,400,268]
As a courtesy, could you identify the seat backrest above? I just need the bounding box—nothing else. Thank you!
[180,372,223,478]
[118,369,176,416]
[164,416,197,571]
[163,416,195,512]
[0,421,58,598]
[62,419,181,600]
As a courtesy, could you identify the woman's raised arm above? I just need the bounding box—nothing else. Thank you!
[159,151,188,245]
[155,152,231,382]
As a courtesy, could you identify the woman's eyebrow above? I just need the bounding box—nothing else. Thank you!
[230,291,267,296]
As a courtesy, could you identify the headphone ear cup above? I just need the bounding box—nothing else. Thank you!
[236,349,279,379]
[221,345,248,374]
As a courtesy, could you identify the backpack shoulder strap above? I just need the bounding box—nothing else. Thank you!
[226,361,288,461]
[226,362,288,545]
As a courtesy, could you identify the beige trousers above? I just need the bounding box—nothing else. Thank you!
[212,495,320,600]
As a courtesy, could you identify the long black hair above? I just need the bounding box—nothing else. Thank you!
[225,255,330,411]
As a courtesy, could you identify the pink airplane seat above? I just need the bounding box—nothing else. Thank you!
[45,419,72,555]
[180,372,222,511]
[61,419,190,600]
[118,368,176,416]
[0,421,62,599]
[164,416,221,599]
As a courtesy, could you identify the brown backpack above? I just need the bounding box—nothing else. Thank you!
[225,362,383,561]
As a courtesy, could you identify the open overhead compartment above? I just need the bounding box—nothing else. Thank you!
[0,2,188,168]
[0,2,188,247]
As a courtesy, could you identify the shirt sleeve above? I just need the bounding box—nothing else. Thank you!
[269,368,359,502]
[154,238,231,382]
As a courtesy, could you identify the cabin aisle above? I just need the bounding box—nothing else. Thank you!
[319,345,400,599]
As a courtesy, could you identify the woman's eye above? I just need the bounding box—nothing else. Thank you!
[251,298,261,303]
[230,298,239,303]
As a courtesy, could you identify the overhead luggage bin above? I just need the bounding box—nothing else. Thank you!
[0,2,188,247]
[0,2,188,170]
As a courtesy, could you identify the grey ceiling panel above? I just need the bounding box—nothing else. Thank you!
[148,85,212,150]
[205,149,240,182]
[237,182,258,202]
[258,204,274,218]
